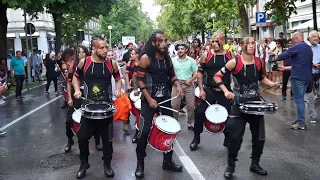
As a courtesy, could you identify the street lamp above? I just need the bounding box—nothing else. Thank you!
[108,25,112,48]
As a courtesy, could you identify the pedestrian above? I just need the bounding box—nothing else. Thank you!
[214,36,280,179]
[268,39,284,83]
[29,50,41,82]
[134,30,184,178]
[305,30,320,124]
[114,42,126,77]
[281,39,293,101]
[264,36,277,80]
[277,31,313,130]
[10,51,26,100]
[0,58,7,104]
[44,52,59,94]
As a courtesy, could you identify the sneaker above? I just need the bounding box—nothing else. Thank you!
[290,120,298,125]
[55,91,59,95]
[187,123,194,130]
[16,96,22,100]
[281,96,286,101]
[45,91,49,95]
[310,118,318,124]
[2,96,6,100]
[0,99,5,105]
[290,123,306,130]
[0,130,6,136]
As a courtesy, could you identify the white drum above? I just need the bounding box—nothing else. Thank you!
[134,99,141,111]
[204,104,228,134]
[129,88,141,102]
[72,109,82,123]
[194,87,200,98]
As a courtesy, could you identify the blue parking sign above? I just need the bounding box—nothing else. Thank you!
[256,12,266,26]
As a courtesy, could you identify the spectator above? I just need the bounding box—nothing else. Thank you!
[38,50,43,75]
[115,42,126,77]
[279,32,288,46]
[44,53,59,94]
[6,54,11,77]
[264,36,277,80]
[29,50,41,82]
[0,58,7,103]
[277,31,313,130]
[281,39,293,101]
[268,39,284,83]
[10,51,26,100]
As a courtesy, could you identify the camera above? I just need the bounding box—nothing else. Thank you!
[272,61,278,71]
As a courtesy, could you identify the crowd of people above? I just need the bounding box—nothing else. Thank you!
[1,29,319,180]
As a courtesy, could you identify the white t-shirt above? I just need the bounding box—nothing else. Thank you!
[265,41,276,63]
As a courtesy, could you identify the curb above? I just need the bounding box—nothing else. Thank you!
[5,82,47,99]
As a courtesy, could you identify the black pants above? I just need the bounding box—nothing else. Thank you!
[14,75,25,97]
[136,96,173,160]
[282,70,293,97]
[77,117,113,163]
[226,105,265,160]
[193,87,231,137]
[46,76,57,92]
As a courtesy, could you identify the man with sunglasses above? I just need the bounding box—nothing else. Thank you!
[72,36,122,179]
[190,33,234,151]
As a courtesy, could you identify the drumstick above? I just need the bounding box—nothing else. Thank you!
[80,97,94,103]
[205,100,211,106]
[158,96,179,105]
[159,106,179,113]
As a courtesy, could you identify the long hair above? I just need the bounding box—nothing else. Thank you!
[75,45,90,68]
[61,48,75,63]
[141,30,170,62]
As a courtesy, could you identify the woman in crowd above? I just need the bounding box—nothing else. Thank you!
[269,39,284,83]
[44,52,59,94]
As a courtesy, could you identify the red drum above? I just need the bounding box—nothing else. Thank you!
[204,104,228,134]
[148,115,181,152]
[72,109,82,134]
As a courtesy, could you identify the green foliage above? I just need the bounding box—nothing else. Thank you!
[264,0,298,24]
[98,0,154,44]
[61,14,88,45]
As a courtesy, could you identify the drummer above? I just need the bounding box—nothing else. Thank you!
[61,49,74,108]
[190,33,233,151]
[134,30,184,179]
[125,48,141,143]
[73,36,122,179]
[214,36,280,179]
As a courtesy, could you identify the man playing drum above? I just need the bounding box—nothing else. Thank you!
[134,30,184,179]
[73,36,122,179]
[214,36,280,179]
[190,33,233,151]
[171,43,198,130]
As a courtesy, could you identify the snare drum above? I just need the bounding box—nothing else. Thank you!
[148,115,181,152]
[72,109,82,134]
[239,101,278,115]
[204,104,228,134]
[129,89,141,102]
[81,103,116,119]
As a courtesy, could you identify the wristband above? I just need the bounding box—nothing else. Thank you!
[216,82,224,87]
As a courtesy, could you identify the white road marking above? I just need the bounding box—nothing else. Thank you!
[174,140,206,180]
[0,96,62,131]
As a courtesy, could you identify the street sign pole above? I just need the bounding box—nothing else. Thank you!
[24,10,31,82]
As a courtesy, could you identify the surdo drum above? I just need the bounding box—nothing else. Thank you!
[239,101,278,115]
[148,115,181,152]
[204,104,228,134]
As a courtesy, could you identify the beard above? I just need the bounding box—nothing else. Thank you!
[96,53,106,60]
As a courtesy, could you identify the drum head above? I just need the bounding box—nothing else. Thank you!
[134,99,141,110]
[130,89,141,102]
[72,109,82,123]
[205,104,228,124]
[155,115,181,134]
[194,87,200,98]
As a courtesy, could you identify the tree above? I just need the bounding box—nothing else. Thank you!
[61,14,88,46]
[0,0,61,58]
[98,0,154,45]
[264,0,298,24]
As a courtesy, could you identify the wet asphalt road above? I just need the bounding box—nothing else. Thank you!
[0,85,320,180]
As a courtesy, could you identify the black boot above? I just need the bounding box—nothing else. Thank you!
[224,158,235,179]
[135,160,144,179]
[223,138,228,147]
[132,129,138,143]
[190,136,200,151]
[250,159,267,176]
[162,151,183,172]
[104,161,115,177]
[76,159,90,179]
[65,138,74,153]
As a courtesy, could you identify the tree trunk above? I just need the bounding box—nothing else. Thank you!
[0,3,8,58]
[52,12,63,54]
[201,29,205,45]
[238,1,249,36]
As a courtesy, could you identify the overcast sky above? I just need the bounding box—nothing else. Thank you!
[141,0,161,22]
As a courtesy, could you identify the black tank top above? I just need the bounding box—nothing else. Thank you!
[204,50,232,90]
[146,56,170,98]
[83,56,112,102]
[232,56,263,103]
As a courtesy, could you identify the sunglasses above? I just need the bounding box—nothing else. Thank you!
[212,40,220,43]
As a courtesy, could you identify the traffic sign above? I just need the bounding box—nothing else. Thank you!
[230,19,238,28]
[24,23,35,35]
[256,12,266,26]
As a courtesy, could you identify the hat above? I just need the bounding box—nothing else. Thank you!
[175,43,188,51]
